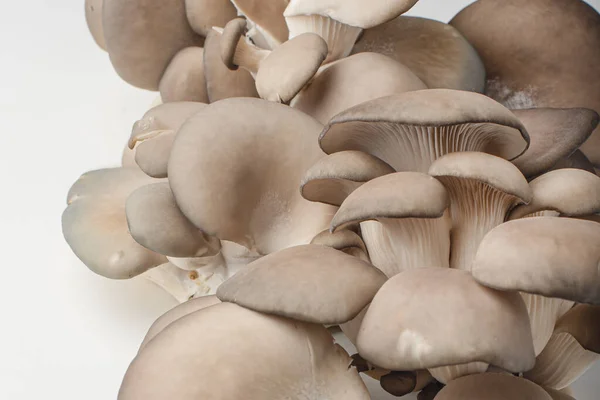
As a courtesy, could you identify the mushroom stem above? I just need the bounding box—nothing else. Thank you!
[359,213,451,278]
[428,362,489,385]
[231,36,269,76]
[285,14,362,63]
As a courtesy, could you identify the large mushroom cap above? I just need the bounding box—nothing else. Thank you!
[168,97,335,254]
[472,217,600,304]
[62,168,165,279]
[291,52,427,125]
[356,268,535,376]
[119,302,370,400]
[351,16,485,92]
[85,0,106,50]
[319,89,529,172]
[435,373,552,400]
[450,0,600,166]
[511,108,599,178]
[159,47,209,103]
[185,0,238,37]
[103,0,204,90]
[217,245,386,324]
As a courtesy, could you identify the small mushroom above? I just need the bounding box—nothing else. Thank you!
[159,47,209,103]
[230,0,289,49]
[356,268,535,383]
[291,52,427,124]
[128,102,207,178]
[85,0,106,50]
[168,97,336,255]
[330,172,451,278]
[434,373,552,400]
[220,19,328,103]
[429,152,532,271]
[509,168,600,220]
[103,0,204,90]
[511,108,599,178]
[217,245,386,324]
[351,16,485,92]
[119,302,370,399]
[62,168,166,279]
[284,0,418,63]
[319,89,530,173]
[202,27,259,102]
[185,0,238,36]
[472,217,600,305]
[525,304,600,390]
[300,150,395,207]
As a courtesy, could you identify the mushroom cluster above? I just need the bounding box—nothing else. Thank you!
[68,0,600,398]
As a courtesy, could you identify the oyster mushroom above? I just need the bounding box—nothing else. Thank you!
[291,52,427,124]
[168,97,336,255]
[217,245,386,324]
[220,18,327,103]
[185,0,237,36]
[356,268,535,383]
[119,302,370,400]
[284,0,419,63]
[103,0,204,90]
[351,16,485,92]
[159,47,209,103]
[450,0,600,166]
[525,304,600,390]
[319,89,530,173]
[62,168,166,279]
[435,373,552,400]
[330,172,451,278]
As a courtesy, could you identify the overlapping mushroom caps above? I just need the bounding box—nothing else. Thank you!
[451,0,600,166]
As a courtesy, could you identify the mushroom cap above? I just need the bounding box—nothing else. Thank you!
[168,97,335,254]
[351,16,485,92]
[291,52,427,124]
[103,0,204,90]
[129,102,207,178]
[429,151,533,204]
[203,28,259,102]
[330,172,449,231]
[511,108,599,178]
[319,89,529,172]
[509,169,600,220]
[554,304,600,353]
[231,0,289,46]
[216,245,386,324]
[185,0,238,36]
[139,295,221,349]
[472,217,600,304]
[119,302,370,400]
[356,268,535,372]
[434,373,552,400]
[126,182,221,258]
[450,0,600,166]
[284,0,418,29]
[62,168,165,279]
[85,0,106,50]
[255,33,328,103]
[159,47,209,103]
[300,150,395,206]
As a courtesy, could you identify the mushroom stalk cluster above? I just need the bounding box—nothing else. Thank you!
[69,0,600,398]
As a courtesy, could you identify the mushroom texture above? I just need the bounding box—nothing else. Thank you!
[429,151,532,271]
[62,168,166,279]
[351,16,485,92]
[330,172,451,278]
[284,0,419,63]
[168,97,336,256]
[159,47,209,103]
[103,0,204,91]
[319,89,530,173]
[450,0,600,167]
[291,52,427,124]
[356,268,535,384]
[185,0,238,37]
[434,373,553,400]
[220,18,328,103]
[85,0,106,50]
[119,302,370,400]
[525,304,600,390]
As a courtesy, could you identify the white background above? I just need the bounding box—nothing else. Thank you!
[1,1,599,398]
